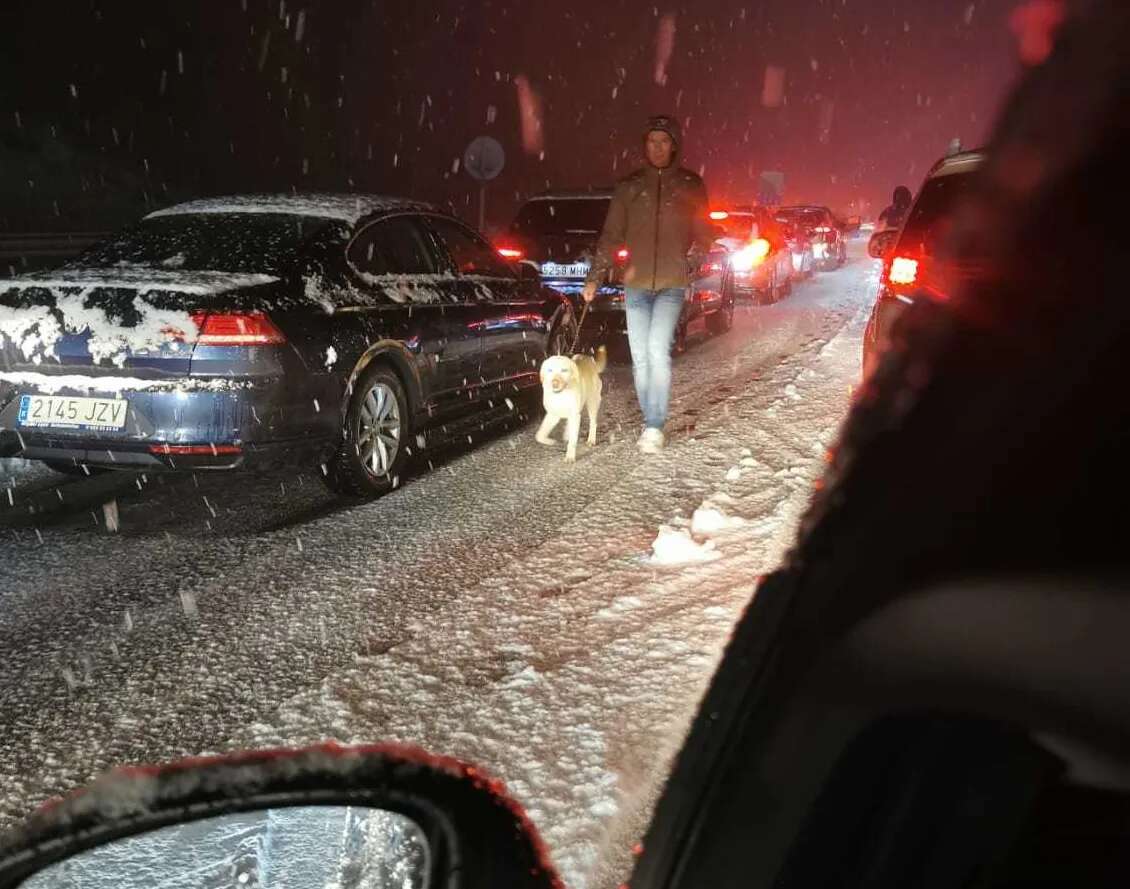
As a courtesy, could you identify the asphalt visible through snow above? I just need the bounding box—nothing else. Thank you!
[0,245,877,885]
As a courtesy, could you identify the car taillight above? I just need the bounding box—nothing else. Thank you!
[730,238,771,272]
[709,211,730,221]
[191,311,287,346]
[497,247,524,260]
[149,443,242,456]
[616,248,630,262]
[888,256,920,286]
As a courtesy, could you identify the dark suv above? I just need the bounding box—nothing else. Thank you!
[776,205,848,270]
[863,150,985,378]
[498,189,734,350]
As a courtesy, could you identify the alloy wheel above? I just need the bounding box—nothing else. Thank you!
[357,381,401,477]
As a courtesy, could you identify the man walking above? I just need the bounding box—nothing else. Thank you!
[582,115,712,454]
[878,185,913,231]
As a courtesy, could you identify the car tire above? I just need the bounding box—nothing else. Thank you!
[769,266,786,303]
[755,267,775,306]
[548,310,579,358]
[324,364,411,498]
[707,296,734,335]
[672,320,689,355]
[721,272,736,308]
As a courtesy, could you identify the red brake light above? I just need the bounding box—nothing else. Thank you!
[497,247,524,260]
[888,256,919,286]
[730,238,772,272]
[191,312,286,346]
[148,443,242,456]
[616,248,630,261]
[709,211,730,221]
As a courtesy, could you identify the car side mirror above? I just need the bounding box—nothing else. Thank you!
[517,260,542,282]
[0,744,562,889]
[868,229,899,260]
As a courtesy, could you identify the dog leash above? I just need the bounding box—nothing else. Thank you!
[567,300,590,355]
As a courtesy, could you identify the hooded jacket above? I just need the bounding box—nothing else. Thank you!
[878,186,913,230]
[586,119,713,292]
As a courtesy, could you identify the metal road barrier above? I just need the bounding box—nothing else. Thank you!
[0,232,109,277]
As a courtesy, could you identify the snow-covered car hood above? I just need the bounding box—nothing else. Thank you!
[146,194,436,225]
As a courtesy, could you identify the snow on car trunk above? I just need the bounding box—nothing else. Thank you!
[0,268,279,376]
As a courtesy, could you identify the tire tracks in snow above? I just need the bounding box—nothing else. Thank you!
[0,253,877,882]
[209,260,876,888]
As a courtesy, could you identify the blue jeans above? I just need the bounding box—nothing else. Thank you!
[624,287,685,430]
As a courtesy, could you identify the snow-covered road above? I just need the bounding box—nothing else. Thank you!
[0,246,877,888]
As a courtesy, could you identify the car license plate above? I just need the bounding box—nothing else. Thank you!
[17,394,128,431]
[541,261,590,278]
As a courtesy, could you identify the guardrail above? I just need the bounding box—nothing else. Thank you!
[0,232,110,277]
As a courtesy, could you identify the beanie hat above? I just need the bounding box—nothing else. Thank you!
[644,114,682,150]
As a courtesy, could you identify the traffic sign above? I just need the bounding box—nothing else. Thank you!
[463,136,506,182]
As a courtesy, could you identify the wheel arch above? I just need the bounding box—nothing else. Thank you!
[343,341,424,424]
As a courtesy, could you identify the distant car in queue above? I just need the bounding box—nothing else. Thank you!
[775,205,848,270]
[863,150,986,379]
[774,216,816,280]
[497,189,735,352]
[0,194,576,497]
[709,206,795,306]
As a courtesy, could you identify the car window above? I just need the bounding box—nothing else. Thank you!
[348,216,438,277]
[899,170,980,257]
[778,208,828,230]
[510,198,611,236]
[75,214,330,275]
[714,214,755,240]
[427,217,515,278]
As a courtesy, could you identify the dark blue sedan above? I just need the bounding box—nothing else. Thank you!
[0,195,575,496]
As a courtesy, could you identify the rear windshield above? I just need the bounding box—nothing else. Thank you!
[73,213,331,275]
[898,170,980,255]
[713,214,756,239]
[510,198,612,236]
[776,208,828,228]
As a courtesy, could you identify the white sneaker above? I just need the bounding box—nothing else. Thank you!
[639,427,665,454]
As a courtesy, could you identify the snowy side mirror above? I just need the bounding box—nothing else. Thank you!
[868,229,899,260]
[20,806,431,889]
[517,259,542,282]
[0,744,562,889]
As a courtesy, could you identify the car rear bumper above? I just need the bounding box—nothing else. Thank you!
[729,264,775,296]
[0,377,334,470]
[5,436,329,471]
[862,289,909,378]
[549,282,708,338]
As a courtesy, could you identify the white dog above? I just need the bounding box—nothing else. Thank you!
[536,346,608,462]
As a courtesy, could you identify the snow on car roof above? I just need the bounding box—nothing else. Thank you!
[930,150,986,178]
[146,193,437,224]
[8,267,279,295]
[528,189,614,201]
